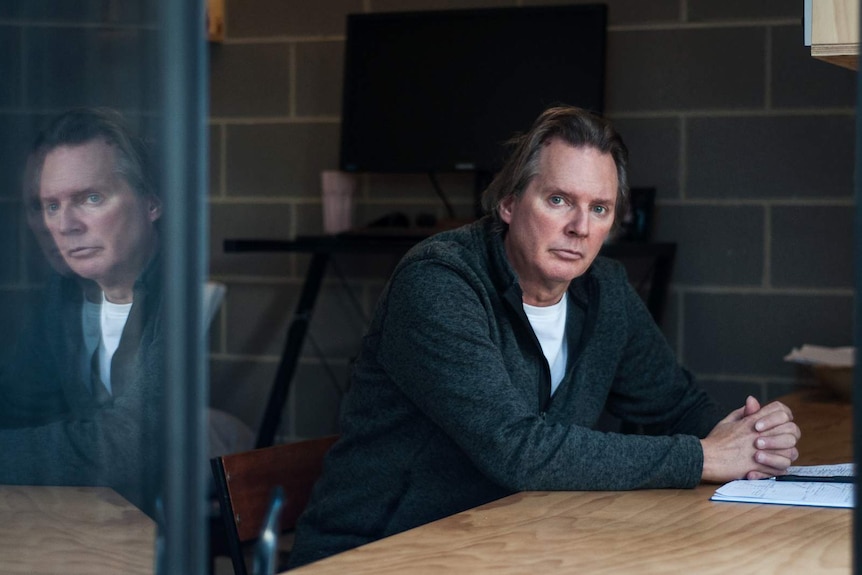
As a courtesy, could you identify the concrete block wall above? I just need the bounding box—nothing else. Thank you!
[208,0,856,439]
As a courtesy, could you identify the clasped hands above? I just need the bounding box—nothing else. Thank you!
[700,396,801,483]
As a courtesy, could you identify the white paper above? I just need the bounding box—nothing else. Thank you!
[783,345,855,368]
[710,464,855,509]
[203,281,226,329]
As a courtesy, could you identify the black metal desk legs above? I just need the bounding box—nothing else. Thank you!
[255,252,331,448]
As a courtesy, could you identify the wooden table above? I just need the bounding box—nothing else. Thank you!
[0,485,156,575]
[291,389,853,574]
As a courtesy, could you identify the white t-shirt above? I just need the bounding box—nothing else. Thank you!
[99,295,133,394]
[523,293,568,396]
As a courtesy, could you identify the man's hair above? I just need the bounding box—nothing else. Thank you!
[481,106,629,228]
[28,107,156,201]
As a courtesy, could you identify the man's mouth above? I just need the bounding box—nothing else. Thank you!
[67,247,100,258]
[551,248,584,260]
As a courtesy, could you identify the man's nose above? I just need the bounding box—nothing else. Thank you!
[55,206,84,234]
[566,207,589,237]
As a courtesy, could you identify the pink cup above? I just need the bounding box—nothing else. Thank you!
[320,170,356,234]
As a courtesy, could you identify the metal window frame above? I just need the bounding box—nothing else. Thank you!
[158,1,209,573]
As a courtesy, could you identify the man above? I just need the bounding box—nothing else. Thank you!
[288,106,800,567]
[3,109,253,515]
[0,108,165,514]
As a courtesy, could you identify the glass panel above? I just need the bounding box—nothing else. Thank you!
[0,1,207,572]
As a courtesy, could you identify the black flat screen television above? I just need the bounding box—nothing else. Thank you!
[340,4,608,175]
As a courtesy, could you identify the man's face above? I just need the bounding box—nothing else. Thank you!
[39,139,161,302]
[500,138,618,306]
[24,172,72,276]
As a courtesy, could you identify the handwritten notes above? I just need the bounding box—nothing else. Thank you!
[711,464,854,509]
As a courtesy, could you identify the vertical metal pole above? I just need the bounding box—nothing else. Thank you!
[159,1,208,573]
[853,6,862,574]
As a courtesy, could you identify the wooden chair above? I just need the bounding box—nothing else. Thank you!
[211,435,338,575]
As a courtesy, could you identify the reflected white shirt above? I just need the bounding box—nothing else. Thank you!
[99,294,132,394]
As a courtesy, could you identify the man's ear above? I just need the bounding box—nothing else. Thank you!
[147,196,162,222]
[498,194,516,225]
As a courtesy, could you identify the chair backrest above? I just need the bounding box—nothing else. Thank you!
[211,435,338,575]
[600,242,676,326]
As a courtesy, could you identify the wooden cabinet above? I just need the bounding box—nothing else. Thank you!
[808,0,859,70]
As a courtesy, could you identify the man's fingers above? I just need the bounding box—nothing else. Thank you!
[757,446,799,461]
[752,408,796,433]
[755,430,800,450]
[753,449,794,471]
[754,401,793,419]
[721,404,747,424]
[745,470,773,480]
[757,421,801,438]
[743,395,761,417]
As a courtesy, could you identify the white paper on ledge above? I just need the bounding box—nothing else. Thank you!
[783,345,855,368]
[203,281,226,330]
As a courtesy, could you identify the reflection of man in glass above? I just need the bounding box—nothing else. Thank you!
[40,125,161,305]
[0,108,164,515]
[22,153,74,277]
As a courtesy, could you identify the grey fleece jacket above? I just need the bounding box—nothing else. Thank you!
[288,217,721,568]
[0,256,163,517]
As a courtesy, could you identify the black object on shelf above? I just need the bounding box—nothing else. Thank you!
[615,187,656,243]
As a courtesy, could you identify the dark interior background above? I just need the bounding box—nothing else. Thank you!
[2,0,855,443]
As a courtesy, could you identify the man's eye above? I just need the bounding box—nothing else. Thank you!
[86,193,102,204]
[44,202,59,213]
[593,205,607,214]
[549,196,564,205]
